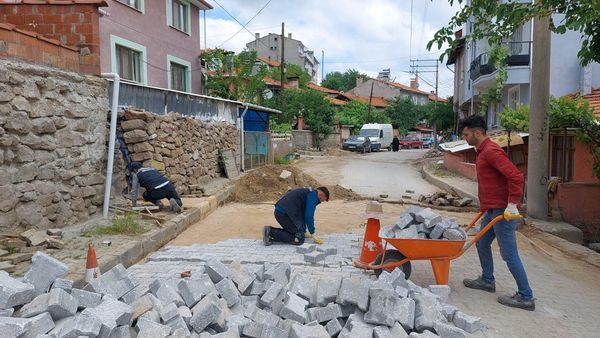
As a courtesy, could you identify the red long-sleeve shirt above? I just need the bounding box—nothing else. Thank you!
[476,138,524,211]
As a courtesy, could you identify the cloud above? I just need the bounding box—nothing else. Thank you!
[202,0,459,97]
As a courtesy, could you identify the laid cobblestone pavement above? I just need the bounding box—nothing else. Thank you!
[128,230,600,337]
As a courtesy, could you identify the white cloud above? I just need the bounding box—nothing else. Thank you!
[202,0,459,97]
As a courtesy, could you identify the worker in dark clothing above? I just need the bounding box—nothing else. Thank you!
[130,162,182,212]
[391,136,400,152]
[263,186,329,246]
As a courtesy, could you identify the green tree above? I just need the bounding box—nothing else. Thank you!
[422,98,455,132]
[322,69,370,92]
[428,0,600,66]
[500,105,530,132]
[266,89,335,145]
[549,95,596,129]
[384,97,423,135]
[269,63,311,88]
[336,100,390,131]
[200,49,267,103]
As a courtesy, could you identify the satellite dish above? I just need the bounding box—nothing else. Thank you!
[263,89,274,99]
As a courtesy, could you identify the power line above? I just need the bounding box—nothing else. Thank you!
[217,0,272,48]
[324,51,442,65]
[211,0,270,50]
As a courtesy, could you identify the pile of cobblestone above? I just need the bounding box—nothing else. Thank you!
[417,192,473,208]
[1,248,483,337]
[380,206,467,241]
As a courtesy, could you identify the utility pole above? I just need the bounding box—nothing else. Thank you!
[410,59,440,143]
[280,22,285,110]
[321,50,324,84]
[367,82,374,123]
[434,59,439,147]
[526,15,551,219]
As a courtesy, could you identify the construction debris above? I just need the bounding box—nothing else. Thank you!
[0,230,65,273]
[380,206,468,241]
[418,192,473,208]
[0,251,481,337]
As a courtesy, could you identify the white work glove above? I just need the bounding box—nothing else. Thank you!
[312,233,324,245]
[503,203,521,221]
[305,232,312,239]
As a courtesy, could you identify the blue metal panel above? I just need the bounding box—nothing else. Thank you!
[242,109,269,131]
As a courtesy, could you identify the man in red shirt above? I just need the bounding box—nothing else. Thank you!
[459,115,534,311]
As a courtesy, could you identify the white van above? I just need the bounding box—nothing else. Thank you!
[360,123,393,151]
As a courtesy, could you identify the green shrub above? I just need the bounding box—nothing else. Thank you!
[82,212,145,236]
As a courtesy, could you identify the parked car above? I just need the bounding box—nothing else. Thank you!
[399,135,424,149]
[422,137,433,149]
[342,136,372,153]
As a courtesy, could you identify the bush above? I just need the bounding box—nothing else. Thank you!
[83,212,145,236]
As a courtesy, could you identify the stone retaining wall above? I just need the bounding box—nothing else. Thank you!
[119,109,239,195]
[0,59,109,231]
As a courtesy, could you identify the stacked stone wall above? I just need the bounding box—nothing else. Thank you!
[119,109,239,195]
[0,60,108,231]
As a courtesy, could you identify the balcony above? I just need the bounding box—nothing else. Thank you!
[470,41,532,82]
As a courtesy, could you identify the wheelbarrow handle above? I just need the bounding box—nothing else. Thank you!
[453,214,505,259]
[463,211,484,233]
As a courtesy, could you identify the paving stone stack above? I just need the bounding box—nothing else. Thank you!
[119,108,239,195]
[418,192,473,208]
[0,250,483,337]
[379,206,468,241]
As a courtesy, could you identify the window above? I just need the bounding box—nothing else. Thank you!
[508,86,520,109]
[167,55,191,92]
[116,0,143,11]
[550,132,576,182]
[116,45,142,82]
[110,35,147,84]
[167,0,190,34]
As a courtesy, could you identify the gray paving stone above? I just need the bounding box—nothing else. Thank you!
[120,284,148,305]
[394,296,416,331]
[190,293,221,333]
[434,320,467,338]
[391,322,409,337]
[442,228,467,241]
[245,305,280,328]
[364,288,402,327]
[308,302,343,323]
[415,208,443,228]
[439,303,458,322]
[288,274,316,305]
[336,278,369,311]
[290,322,329,338]
[216,278,241,307]
[296,244,316,254]
[159,302,179,322]
[373,325,393,338]
[139,309,160,323]
[18,292,50,318]
[0,308,13,317]
[153,280,185,307]
[51,278,73,293]
[177,305,192,325]
[136,317,171,337]
[452,311,481,333]
[259,282,284,309]
[23,252,69,296]
[87,264,136,300]
[261,325,287,338]
[107,325,130,338]
[247,280,266,296]
[225,314,250,335]
[396,212,415,229]
[81,297,133,338]
[165,314,189,334]
[408,330,440,337]
[230,269,255,294]
[413,292,445,332]
[394,226,419,239]
[279,292,308,323]
[243,264,265,281]
[20,312,54,338]
[304,251,327,264]
[316,277,341,306]
[130,293,157,321]
[324,318,343,337]
[0,316,32,337]
[242,320,263,337]
[178,275,218,308]
[316,246,337,255]
[46,288,78,320]
[70,288,102,309]
[212,330,241,337]
[428,285,451,303]
[0,272,35,309]
[339,313,374,338]
[55,311,102,338]
[205,259,233,283]
[264,263,291,286]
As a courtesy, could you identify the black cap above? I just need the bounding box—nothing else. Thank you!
[131,162,142,170]
[317,186,330,201]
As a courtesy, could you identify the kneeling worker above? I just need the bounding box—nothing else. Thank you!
[130,162,183,212]
[263,186,329,246]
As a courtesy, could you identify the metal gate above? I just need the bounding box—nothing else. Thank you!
[244,131,269,170]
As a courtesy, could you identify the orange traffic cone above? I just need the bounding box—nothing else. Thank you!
[354,201,384,268]
[85,243,101,284]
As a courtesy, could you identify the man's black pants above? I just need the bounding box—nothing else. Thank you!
[270,210,305,245]
[142,183,182,207]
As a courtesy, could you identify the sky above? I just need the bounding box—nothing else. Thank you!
[201,0,460,98]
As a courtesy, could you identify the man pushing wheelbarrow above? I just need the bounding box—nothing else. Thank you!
[459,115,534,311]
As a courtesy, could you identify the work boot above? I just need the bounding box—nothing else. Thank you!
[154,201,166,211]
[463,276,496,292]
[169,198,182,213]
[498,292,535,311]
[263,226,272,246]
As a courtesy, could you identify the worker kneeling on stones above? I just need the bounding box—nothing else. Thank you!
[130,162,183,213]
[263,186,329,246]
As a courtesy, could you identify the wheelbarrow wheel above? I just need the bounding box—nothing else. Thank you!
[373,249,412,279]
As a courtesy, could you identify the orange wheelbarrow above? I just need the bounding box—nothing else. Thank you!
[357,212,503,285]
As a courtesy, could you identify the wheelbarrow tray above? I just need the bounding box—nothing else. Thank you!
[380,237,466,260]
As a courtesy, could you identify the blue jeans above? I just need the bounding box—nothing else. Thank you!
[476,208,533,300]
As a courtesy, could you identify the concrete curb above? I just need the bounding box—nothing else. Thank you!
[421,165,480,206]
[529,230,600,269]
[74,184,235,287]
